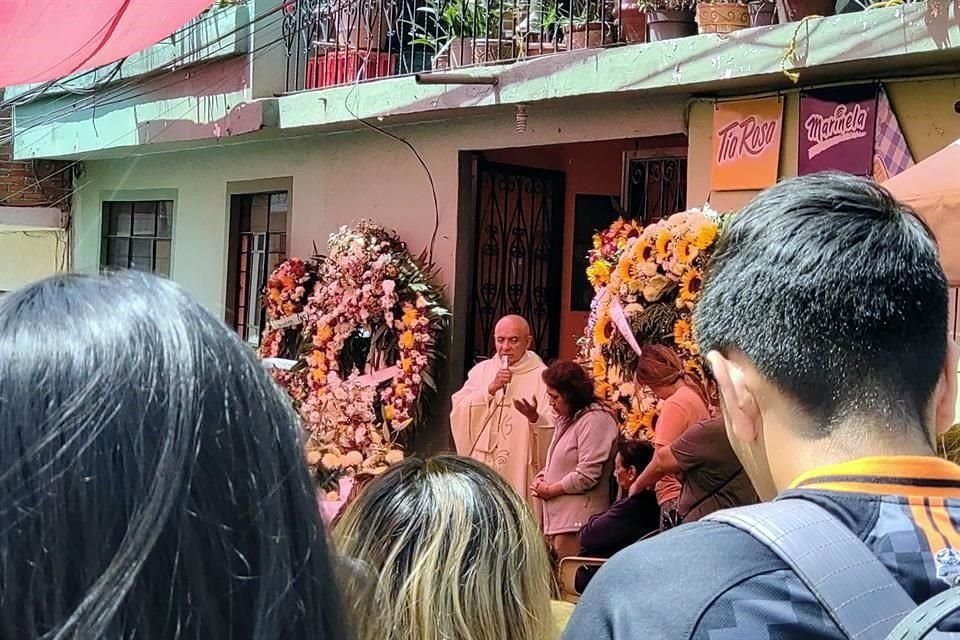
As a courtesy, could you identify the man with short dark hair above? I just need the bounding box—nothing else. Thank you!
[562,173,960,639]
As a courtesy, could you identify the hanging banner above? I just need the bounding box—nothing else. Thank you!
[872,85,914,182]
[711,97,784,191]
[799,84,878,176]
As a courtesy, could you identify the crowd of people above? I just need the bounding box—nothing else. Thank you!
[2,171,959,639]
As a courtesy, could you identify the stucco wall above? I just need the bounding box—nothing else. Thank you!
[72,94,687,451]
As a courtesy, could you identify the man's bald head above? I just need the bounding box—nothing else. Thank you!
[494,315,534,365]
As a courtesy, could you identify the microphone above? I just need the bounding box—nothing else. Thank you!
[500,356,510,399]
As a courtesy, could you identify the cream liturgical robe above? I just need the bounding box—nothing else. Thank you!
[451,352,554,504]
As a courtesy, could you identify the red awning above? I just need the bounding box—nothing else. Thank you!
[0,0,215,88]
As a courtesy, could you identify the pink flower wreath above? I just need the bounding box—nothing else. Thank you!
[259,221,449,478]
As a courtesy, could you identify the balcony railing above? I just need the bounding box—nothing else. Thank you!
[281,0,626,92]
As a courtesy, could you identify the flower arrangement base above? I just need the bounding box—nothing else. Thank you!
[645,9,697,41]
[774,0,834,22]
[306,49,397,89]
[697,2,750,33]
[748,0,778,24]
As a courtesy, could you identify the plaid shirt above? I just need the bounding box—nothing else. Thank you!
[562,457,960,640]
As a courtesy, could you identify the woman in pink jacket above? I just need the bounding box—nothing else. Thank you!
[523,360,619,560]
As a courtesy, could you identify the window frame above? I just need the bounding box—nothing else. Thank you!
[99,199,175,276]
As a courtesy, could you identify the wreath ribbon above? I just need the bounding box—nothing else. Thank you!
[601,287,644,358]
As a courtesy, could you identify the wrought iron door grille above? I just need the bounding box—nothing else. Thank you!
[624,155,687,224]
[466,161,565,367]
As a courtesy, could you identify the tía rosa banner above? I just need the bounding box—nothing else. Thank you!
[799,84,878,176]
[711,97,784,192]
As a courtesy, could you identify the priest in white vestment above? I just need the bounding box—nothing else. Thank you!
[450,315,553,504]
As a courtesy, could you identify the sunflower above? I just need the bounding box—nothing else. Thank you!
[617,253,639,286]
[679,269,703,302]
[692,222,719,251]
[675,236,699,265]
[639,409,657,441]
[625,408,645,436]
[673,318,693,347]
[592,356,607,381]
[655,228,672,262]
[684,358,704,380]
[593,312,615,347]
[587,259,611,288]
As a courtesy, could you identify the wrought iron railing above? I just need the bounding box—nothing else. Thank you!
[281,0,625,92]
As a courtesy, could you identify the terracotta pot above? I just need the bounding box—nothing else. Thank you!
[644,8,696,41]
[696,2,749,33]
[471,37,516,63]
[566,22,615,49]
[525,40,569,56]
[435,37,514,69]
[619,0,648,42]
[336,1,391,51]
[774,0,834,22]
[747,0,778,24]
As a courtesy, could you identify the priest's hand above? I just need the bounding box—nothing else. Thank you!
[514,397,539,423]
[488,369,513,396]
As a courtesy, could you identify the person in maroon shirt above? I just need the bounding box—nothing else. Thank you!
[575,438,661,591]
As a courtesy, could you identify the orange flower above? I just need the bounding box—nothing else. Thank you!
[679,270,703,302]
[399,330,415,349]
[673,318,693,346]
[592,356,607,381]
[316,324,333,344]
[402,306,419,327]
[383,405,395,421]
[401,357,413,372]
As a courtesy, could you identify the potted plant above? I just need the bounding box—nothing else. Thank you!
[561,0,616,49]
[408,0,514,69]
[696,0,749,33]
[524,0,568,56]
[619,0,648,43]
[775,0,834,22]
[640,0,696,41]
[747,0,777,25]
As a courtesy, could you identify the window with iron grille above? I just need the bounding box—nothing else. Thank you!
[100,201,173,275]
[226,192,288,346]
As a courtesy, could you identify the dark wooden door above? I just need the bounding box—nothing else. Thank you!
[465,161,566,369]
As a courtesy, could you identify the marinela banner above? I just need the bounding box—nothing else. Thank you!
[711,97,784,191]
[799,84,878,176]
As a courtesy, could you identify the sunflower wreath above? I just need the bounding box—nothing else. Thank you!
[578,206,725,441]
[260,221,450,481]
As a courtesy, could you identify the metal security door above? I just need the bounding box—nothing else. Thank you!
[465,161,565,368]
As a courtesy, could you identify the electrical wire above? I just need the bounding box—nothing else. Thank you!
[343,69,442,266]
[0,27,289,207]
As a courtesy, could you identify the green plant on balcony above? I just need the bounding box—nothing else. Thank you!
[407,0,513,68]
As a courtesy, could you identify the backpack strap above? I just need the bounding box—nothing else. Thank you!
[887,587,960,640]
[706,499,917,639]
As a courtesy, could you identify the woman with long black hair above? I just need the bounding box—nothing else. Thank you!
[0,272,348,640]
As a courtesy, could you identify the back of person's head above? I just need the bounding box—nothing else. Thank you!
[0,272,347,640]
[618,438,655,473]
[695,173,957,497]
[334,455,553,640]
[635,344,708,404]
